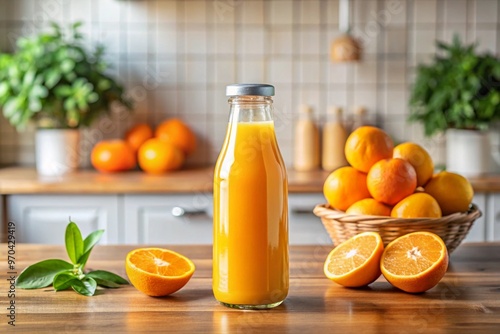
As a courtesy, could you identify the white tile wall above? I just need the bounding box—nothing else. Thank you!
[0,0,499,168]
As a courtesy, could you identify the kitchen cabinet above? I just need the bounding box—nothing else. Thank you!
[464,193,487,242]
[7,195,120,244]
[486,193,500,241]
[288,193,331,245]
[4,192,495,244]
[122,193,330,245]
[123,194,213,244]
[6,193,330,245]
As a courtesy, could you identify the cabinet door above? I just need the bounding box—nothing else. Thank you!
[464,193,487,242]
[123,194,213,244]
[487,193,500,241]
[7,195,120,244]
[288,193,331,245]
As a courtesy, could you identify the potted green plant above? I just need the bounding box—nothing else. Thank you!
[0,22,131,176]
[409,36,500,176]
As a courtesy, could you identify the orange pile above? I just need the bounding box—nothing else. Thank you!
[91,118,197,174]
[323,126,474,218]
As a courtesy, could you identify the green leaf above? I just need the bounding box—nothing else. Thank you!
[71,277,97,296]
[83,229,104,253]
[65,222,84,265]
[77,229,104,266]
[88,92,99,104]
[16,259,73,289]
[31,85,48,99]
[86,270,129,288]
[0,82,9,99]
[97,79,111,91]
[22,69,36,87]
[60,59,75,73]
[92,278,121,288]
[64,97,76,111]
[72,21,83,30]
[28,97,42,112]
[53,271,78,291]
[3,97,20,118]
[54,85,73,97]
[45,69,61,89]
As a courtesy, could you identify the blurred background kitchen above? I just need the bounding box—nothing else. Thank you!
[0,0,498,168]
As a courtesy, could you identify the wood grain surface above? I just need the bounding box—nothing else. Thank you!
[1,243,499,333]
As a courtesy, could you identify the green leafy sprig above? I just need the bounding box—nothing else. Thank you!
[16,221,128,296]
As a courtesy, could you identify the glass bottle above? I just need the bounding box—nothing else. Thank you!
[213,84,289,309]
[322,106,348,171]
[351,106,367,131]
[293,104,320,171]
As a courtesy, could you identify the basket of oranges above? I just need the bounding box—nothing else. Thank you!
[313,126,482,254]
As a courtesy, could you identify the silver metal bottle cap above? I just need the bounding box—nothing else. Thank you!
[226,84,275,97]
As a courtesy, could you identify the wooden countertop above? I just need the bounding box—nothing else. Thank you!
[3,243,500,332]
[0,166,499,194]
[0,166,327,194]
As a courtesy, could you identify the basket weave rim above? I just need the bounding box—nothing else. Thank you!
[313,203,482,225]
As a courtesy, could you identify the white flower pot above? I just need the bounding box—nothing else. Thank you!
[446,129,490,177]
[35,129,80,176]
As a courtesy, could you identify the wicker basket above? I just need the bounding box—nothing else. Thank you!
[313,203,482,254]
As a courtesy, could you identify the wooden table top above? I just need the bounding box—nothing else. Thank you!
[2,243,500,332]
[0,166,499,194]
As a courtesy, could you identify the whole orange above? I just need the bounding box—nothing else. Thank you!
[125,123,154,153]
[91,140,136,173]
[367,158,417,206]
[323,166,371,211]
[345,126,394,173]
[155,118,197,156]
[138,138,184,174]
[391,193,442,218]
[424,171,474,215]
[393,142,434,187]
[346,198,392,216]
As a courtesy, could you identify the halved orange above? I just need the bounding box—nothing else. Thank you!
[126,248,195,297]
[380,232,448,293]
[324,232,384,287]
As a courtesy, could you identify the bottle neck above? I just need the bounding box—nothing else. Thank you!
[228,96,274,123]
[327,107,343,123]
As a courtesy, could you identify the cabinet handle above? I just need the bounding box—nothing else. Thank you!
[171,206,208,217]
[291,208,314,215]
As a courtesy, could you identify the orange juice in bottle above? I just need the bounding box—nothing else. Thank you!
[213,84,289,309]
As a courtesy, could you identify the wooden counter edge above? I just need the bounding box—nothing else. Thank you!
[0,166,499,194]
